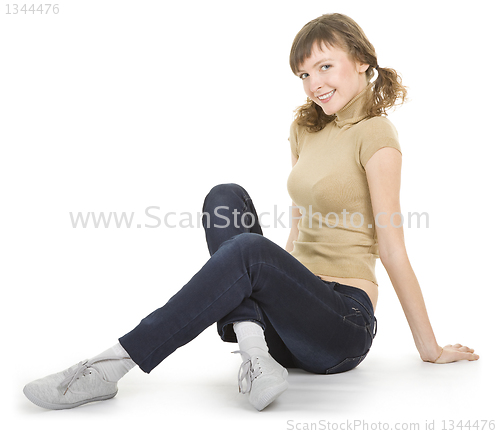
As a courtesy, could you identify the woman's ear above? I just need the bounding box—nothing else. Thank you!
[358,62,369,74]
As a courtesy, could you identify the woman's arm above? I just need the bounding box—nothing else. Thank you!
[365,147,479,363]
[286,152,301,253]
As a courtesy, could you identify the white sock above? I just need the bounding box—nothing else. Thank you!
[89,342,137,382]
[233,321,269,359]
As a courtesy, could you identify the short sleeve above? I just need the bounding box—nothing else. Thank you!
[288,119,301,159]
[359,116,402,168]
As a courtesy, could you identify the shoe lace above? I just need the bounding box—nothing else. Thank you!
[59,356,129,395]
[232,350,262,394]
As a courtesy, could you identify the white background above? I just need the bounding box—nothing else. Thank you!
[1,0,499,431]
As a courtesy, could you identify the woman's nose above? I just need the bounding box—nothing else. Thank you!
[308,74,322,94]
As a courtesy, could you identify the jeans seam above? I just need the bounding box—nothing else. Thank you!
[140,258,359,370]
[340,300,375,341]
[142,260,287,366]
[247,262,352,323]
[325,349,369,374]
[241,196,257,229]
[242,196,252,215]
[140,270,251,368]
[342,317,368,330]
[252,300,263,323]
[340,293,373,319]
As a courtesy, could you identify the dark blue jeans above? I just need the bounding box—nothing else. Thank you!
[119,183,377,375]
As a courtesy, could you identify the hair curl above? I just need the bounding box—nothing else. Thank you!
[290,13,408,132]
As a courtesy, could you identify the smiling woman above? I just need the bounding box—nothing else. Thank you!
[296,44,369,116]
[22,11,479,414]
[285,13,477,368]
[289,13,407,131]
[285,14,410,306]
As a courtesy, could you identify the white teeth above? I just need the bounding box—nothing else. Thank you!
[318,90,334,100]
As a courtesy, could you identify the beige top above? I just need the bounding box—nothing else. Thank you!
[287,83,402,285]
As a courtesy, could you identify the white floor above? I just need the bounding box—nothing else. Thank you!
[11,323,497,433]
[8,243,499,433]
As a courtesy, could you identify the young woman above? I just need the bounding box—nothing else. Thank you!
[23,13,479,412]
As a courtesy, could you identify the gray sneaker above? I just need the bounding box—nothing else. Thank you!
[233,351,289,411]
[23,356,124,410]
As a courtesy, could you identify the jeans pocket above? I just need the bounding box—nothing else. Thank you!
[325,351,368,374]
[343,307,368,329]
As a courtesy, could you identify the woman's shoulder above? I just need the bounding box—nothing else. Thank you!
[357,115,399,139]
[355,115,402,167]
[289,117,308,141]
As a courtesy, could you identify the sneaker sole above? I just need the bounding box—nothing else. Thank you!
[252,369,289,411]
[23,386,118,410]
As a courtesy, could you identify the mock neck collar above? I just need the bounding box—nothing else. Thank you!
[333,82,373,128]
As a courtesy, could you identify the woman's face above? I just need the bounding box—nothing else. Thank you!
[296,42,369,115]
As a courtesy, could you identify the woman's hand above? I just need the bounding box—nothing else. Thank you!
[424,344,480,364]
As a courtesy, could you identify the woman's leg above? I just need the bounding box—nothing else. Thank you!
[201,183,267,343]
[201,184,376,371]
[24,184,376,410]
[200,183,295,366]
[118,230,375,375]
[199,183,292,410]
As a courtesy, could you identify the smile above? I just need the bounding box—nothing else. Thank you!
[317,90,335,101]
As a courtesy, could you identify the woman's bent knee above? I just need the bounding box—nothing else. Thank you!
[204,183,245,205]
[227,232,274,256]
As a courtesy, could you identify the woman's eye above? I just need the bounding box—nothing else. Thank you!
[321,65,331,71]
[299,73,309,80]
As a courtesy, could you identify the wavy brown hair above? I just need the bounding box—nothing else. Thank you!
[290,13,408,132]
